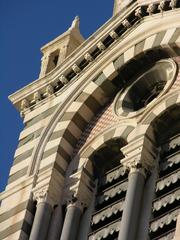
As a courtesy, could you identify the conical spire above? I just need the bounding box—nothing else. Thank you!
[113,0,134,15]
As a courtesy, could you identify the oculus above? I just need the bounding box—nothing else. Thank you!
[114,59,177,117]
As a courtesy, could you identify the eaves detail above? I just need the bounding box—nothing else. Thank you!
[9,1,180,116]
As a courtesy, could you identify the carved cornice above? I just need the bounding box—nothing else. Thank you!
[9,1,180,115]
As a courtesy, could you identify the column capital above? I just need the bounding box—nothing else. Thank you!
[121,134,157,176]
[33,187,55,207]
[66,195,87,212]
[122,158,147,178]
[63,169,94,211]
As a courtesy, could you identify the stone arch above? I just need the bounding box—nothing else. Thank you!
[29,26,180,195]
[61,123,135,215]
[68,123,135,178]
[126,90,180,144]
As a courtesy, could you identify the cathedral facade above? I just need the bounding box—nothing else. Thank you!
[0,1,180,239]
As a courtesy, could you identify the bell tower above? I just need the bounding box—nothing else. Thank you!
[1,1,180,240]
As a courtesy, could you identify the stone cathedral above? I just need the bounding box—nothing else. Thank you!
[1,0,180,239]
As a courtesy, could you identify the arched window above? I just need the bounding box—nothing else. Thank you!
[149,106,180,239]
[87,139,128,240]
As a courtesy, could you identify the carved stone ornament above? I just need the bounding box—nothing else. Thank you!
[170,0,178,9]
[158,1,166,12]
[72,64,81,74]
[21,99,30,111]
[109,30,119,40]
[66,195,87,212]
[135,7,143,18]
[147,3,156,15]
[46,84,54,96]
[124,158,147,178]
[33,91,41,103]
[33,188,48,204]
[97,41,106,51]
[84,53,94,62]
[59,75,68,85]
[33,187,55,207]
[122,19,131,28]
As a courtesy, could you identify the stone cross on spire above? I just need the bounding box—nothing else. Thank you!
[113,0,134,15]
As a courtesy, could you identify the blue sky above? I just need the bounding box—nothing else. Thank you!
[0,0,113,192]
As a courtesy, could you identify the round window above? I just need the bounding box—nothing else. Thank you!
[114,59,177,117]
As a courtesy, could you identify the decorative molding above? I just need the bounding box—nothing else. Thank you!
[9,4,180,113]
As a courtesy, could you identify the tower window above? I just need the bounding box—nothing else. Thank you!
[46,49,60,73]
[88,139,128,240]
[53,54,59,66]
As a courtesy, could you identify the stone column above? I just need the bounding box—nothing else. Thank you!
[47,204,64,240]
[60,199,84,240]
[29,188,54,240]
[118,133,156,240]
[118,164,147,240]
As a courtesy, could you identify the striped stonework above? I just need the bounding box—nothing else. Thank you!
[113,27,180,71]
[34,27,180,189]
[79,124,135,171]
[61,124,135,212]
[6,102,59,190]
[141,90,180,125]
[125,90,180,146]
[1,6,180,240]
[0,183,35,240]
[36,76,118,188]
[171,56,180,91]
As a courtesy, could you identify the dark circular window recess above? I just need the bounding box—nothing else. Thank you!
[114,59,177,117]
